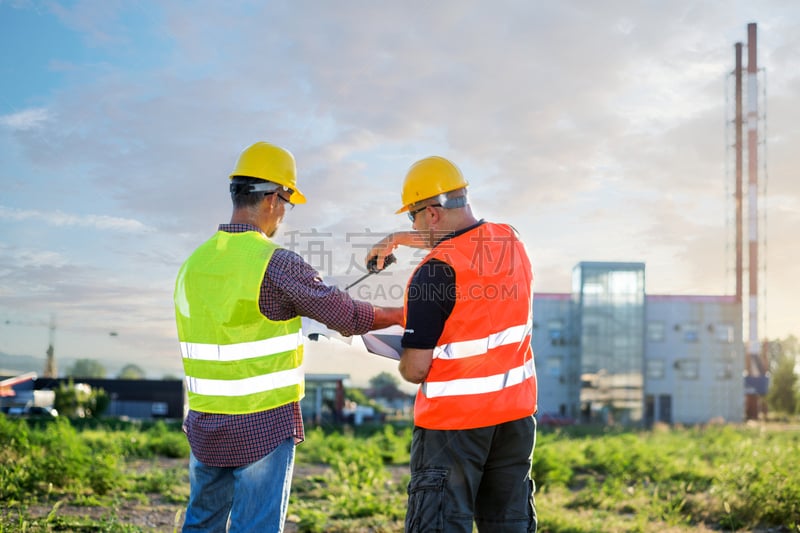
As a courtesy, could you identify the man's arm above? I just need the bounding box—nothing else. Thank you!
[372,306,404,330]
[366,231,430,270]
[398,347,434,384]
[396,258,455,384]
[267,249,401,335]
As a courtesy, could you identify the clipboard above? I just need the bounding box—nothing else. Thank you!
[361,325,405,360]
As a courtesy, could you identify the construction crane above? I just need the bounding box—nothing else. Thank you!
[44,314,56,378]
[2,313,57,378]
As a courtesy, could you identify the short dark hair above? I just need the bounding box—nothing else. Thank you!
[230,176,272,208]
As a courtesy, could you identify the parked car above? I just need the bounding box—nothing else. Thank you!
[27,406,59,418]
[4,406,58,418]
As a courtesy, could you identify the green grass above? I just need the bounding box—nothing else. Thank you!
[532,424,800,532]
[1,415,799,532]
[290,426,408,531]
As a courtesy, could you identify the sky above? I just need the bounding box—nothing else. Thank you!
[1,0,798,382]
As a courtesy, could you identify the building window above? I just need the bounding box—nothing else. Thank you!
[645,359,665,379]
[716,323,734,343]
[647,321,665,342]
[716,351,736,380]
[716,358,734,380]
[546,357,562,377]
[675,359,699,379]
[658,394,673,424]
[151,402,168,417]
[548,319,564,345]
[682,323,699,343]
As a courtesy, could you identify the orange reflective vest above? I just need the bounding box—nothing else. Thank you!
[406,222,537,430]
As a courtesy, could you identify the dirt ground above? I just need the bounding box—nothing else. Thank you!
[18,463,380,532]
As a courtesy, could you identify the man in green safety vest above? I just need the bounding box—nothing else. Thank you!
[174,141,403,532]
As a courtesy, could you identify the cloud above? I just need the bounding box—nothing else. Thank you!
[0,108,50,131]
[0,206,151,232]
[2,0,799,375]
[12,2,786,229]
[0,245,70,290]
[47,0,135,47]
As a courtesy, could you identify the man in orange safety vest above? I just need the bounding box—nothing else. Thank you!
[367,156,538,532]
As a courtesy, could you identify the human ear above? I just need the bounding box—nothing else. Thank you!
[428,205,443,224]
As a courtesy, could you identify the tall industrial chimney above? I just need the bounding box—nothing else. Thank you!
[734,42,743,304]
[746,23,759,371]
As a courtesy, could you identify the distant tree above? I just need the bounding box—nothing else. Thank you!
[54,380,81,417]
[766,336,799,415]
[118,364,146,380]
[67,358,106,378]
[368,371,407,400]
[53,379,110,418]
[345,387,370,405]
[162,373,180,380]
[90,388,111,417]
[345,387,383,414]
[369,371,400,389]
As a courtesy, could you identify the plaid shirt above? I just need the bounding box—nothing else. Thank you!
[183,223,375,467]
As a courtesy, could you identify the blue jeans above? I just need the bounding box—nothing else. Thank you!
[183,437,296,533]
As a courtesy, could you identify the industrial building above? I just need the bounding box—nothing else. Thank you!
[533,261,745,426]
[533,23,768,427]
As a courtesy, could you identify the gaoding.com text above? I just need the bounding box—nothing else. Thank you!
[351,283,521,302]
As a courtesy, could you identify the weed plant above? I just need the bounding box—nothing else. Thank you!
[291,426,407,531]
[0,414,190,531]
[1,415,799,532]
[533,424,800,532]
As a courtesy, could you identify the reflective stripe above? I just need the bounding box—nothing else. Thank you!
[180,331,303,361]
[422,358,534,398]
[186,366,304,397]
[433,321,532,360]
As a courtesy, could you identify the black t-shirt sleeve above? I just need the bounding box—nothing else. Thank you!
[402,258,456,350]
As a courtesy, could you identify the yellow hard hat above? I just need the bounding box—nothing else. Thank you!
[396,156,469,213]
[229,142,307,204]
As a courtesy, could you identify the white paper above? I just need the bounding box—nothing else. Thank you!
[361,325,405,360]
[301,317,353,345]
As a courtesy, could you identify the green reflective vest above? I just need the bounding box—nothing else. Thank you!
[174,230,303,414]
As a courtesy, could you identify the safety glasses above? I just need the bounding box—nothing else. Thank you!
[267,191,294,210]
[407,203,441,222]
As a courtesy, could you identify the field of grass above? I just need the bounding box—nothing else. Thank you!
[1,414,798,532]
